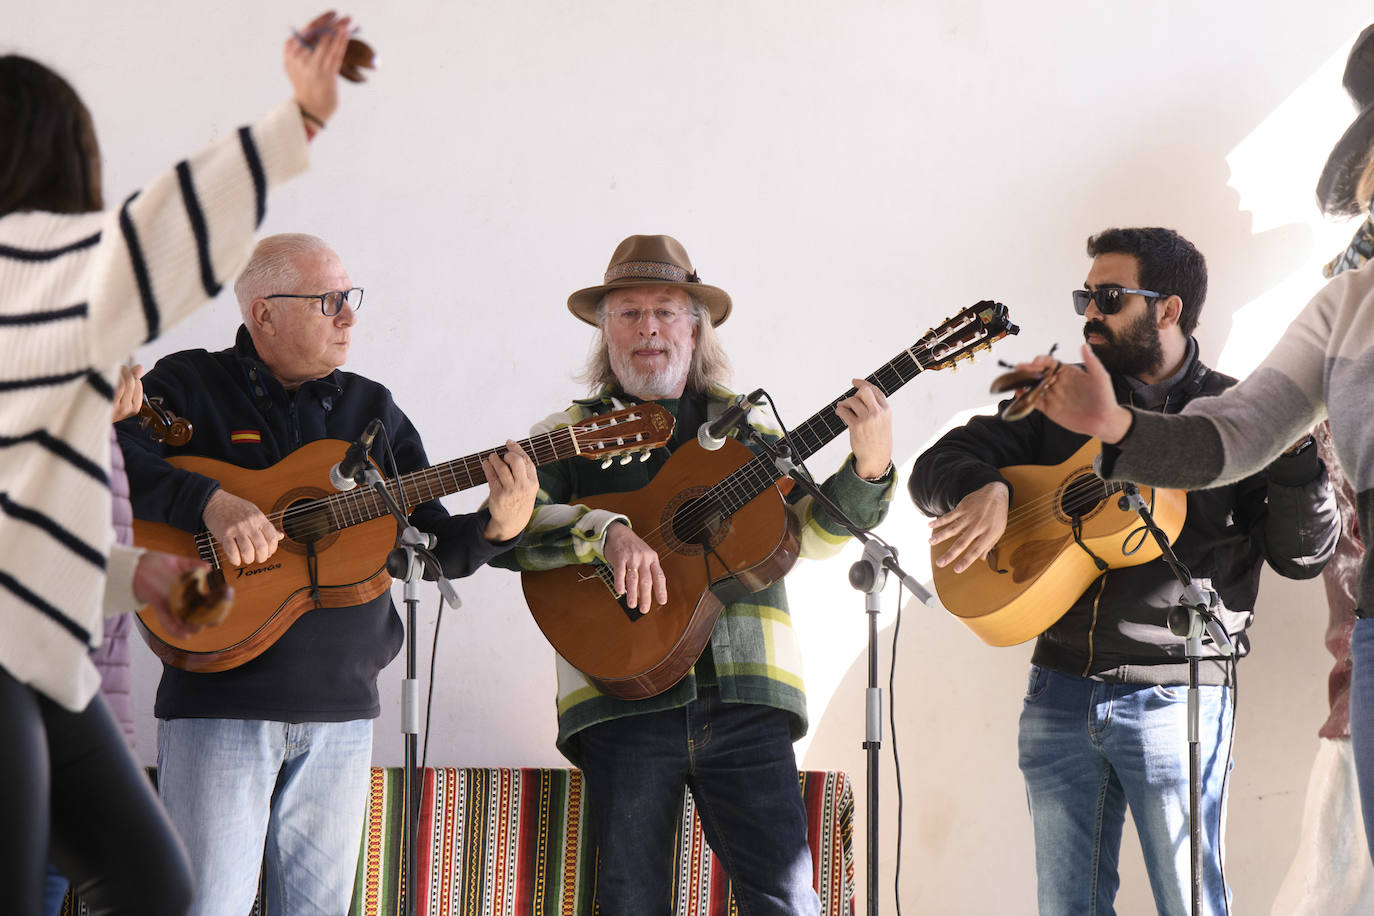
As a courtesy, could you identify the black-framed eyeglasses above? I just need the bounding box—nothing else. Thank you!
[264,287,364,317]
[1071,286,1163,316]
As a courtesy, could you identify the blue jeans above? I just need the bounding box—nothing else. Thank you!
[1351,618,1374,860]
[1018,665,1234,916]
[576,689,820,916]
[157,717,372,916]
[42,863,67,916]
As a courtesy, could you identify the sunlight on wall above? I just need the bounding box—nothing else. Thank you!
[798,32,1369,758]
[1220,41,1364,376]
[795,405,992,760]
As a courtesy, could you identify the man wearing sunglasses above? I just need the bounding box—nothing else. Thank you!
[909,226,1338,915]
[115,233,538,916]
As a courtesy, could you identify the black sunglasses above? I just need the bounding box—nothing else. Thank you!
[1072,286,1163,316]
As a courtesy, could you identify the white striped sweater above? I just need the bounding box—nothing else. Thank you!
[0,99,308,711]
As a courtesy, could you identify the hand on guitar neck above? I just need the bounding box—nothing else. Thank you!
[836,378,894,480]
[480,439,539,543]
[929,481,1010,574]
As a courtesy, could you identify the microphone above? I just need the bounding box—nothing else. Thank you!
[329,418,383,491]
[698,389,764,451]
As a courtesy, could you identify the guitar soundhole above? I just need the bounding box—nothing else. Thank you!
[281,498,332,547]
[664,487,730,556]
[1056,473,1108,522]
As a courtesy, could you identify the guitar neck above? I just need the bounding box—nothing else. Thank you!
[787,346,928,463]
[716,344,929,514]
[327,426,578,529]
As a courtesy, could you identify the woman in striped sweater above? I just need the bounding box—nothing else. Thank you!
[0,16,351,913]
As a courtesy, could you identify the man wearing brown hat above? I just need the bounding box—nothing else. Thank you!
[491,234,895,913]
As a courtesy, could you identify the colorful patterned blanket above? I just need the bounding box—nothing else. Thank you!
[67,767,854,915]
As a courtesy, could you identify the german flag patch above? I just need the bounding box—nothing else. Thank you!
[230,430,262,444]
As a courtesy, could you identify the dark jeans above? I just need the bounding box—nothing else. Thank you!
[1351,618,1374,861]
[577,688,820,916]
[0,666,193,915]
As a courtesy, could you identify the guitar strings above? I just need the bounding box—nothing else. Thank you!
[585,348,930,574]
[993,476,1130,544]
[190,415,659,567]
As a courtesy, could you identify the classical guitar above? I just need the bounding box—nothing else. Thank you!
[521,301,1019,700]
[134,404,673,672]
[931,437,1186,646]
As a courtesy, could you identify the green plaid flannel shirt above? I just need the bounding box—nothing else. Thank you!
[491,385,895,763]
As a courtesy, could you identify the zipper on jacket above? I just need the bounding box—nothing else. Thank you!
[1082,573,1109,677]
[288,392,303,449]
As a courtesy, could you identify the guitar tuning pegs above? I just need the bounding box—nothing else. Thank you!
[619,453,634,465]
[638,449,652,462]
[600,457,614,469]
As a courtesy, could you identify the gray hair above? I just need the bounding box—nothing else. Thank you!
[234,233,333,321]
[576,293,732,394]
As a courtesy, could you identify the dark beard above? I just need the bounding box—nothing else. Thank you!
[1084,307,1164,378]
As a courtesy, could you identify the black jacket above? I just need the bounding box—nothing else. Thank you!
[908,343,1339,685]
[117,326,514,721]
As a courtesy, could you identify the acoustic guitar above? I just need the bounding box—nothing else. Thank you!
[521,301,1018,700]
[932,437,1186,646]
[134,404,673,672]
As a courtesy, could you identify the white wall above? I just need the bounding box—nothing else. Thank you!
[9,1,1371,911]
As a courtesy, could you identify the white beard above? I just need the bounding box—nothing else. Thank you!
[609,340,692,400]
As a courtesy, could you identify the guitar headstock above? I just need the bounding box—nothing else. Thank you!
[916,301,1019,371]
[570,403,675,467]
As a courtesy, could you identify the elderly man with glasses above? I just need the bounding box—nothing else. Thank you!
[115,232,538,916]
[909,226,1339,915]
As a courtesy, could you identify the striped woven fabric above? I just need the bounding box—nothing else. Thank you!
[352,767,854,916]
[68,767,854,915]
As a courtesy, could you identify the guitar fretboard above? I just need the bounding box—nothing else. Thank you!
[195,420,634,567]
[709,337,937,517]
[321,426,580,530]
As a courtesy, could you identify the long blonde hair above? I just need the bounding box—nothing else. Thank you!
[576,294,732,395]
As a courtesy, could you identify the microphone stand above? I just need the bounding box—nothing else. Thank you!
[734,425,933,916]
[1116,481,1231,916]
[357,467,462,916]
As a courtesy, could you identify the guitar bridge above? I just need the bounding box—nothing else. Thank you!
[588,561,643,623]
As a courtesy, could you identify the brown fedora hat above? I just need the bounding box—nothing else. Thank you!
[1318,23,1374,217]
[567,234,732,327]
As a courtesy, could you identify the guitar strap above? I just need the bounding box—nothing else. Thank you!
[1070,513,1109,573]
[305,540,323,607]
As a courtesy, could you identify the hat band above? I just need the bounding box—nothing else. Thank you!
[604,260,700,285]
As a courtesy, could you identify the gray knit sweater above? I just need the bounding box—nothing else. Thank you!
[1101,261,1374,615]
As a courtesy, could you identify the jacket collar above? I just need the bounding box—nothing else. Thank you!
[573,382,737,409]
[231,324,344,402]
[1111,337,1210,413]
